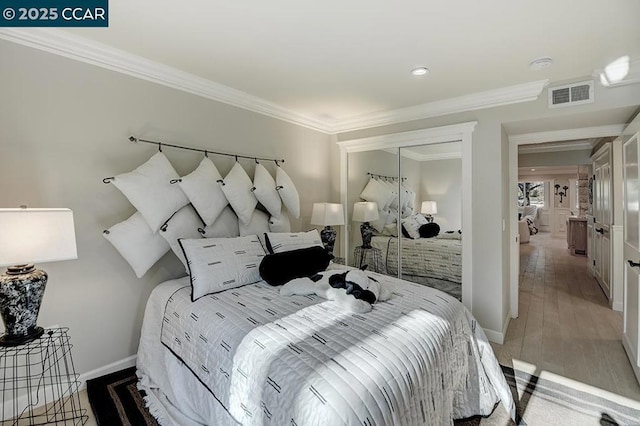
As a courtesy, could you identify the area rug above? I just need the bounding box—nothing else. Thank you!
[86,365,640,426]
[501,364,640,425]
[86,367,158,426]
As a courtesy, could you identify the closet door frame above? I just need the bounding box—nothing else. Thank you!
[337,121,477,311]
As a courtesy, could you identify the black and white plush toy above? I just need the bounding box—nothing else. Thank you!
[280,269,392,313]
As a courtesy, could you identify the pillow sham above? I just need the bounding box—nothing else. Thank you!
[160,205,204,269]
[220,162,257,226]
[111,152,189,232]
[436,230,462,240]
[382,180,400,210]
[239,209,270,237]
[259,246,331,286]
[177,157,228,226]
[265,229,323,254]
[268,210,291,232]
[179,235,266,301]
[401,214,428,239]
[253,163,282,218]
[276,167,300,219]
[103,212,170,278]
[200,206,240,238]
[359,179,394,211]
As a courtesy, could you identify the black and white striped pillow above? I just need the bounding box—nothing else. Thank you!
[264,230,323,254]
[179,235,267,301]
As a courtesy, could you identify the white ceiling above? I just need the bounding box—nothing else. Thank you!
[57,0,639,125]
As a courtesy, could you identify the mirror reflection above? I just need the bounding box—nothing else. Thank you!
[347,142,462,301]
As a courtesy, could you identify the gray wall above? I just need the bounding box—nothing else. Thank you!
[337,77,640,336]
[419,158,462,231]
[0,40,333,375]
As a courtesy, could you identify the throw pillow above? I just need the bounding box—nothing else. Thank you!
[265,229,323,254]
[160,205,204,269]
[200,206,240,238]
[111,152,189,232]
[253,163,282,218]
[179,235,266,301]
[276,167,300,218]
[103,212,170,278]
[220,162,258,226]
[259,246,331,286]
[177,157,228,226]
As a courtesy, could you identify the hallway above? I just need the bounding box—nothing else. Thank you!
[491,232,640,401]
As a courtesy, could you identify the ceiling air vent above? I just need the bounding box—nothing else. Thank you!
[548,80,594,108]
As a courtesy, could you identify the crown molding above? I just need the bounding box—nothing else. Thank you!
[518,140,594,154]
[509,124,625,145]
[0,29,548,135]
[0,28,333,133]
[331,80,549,133]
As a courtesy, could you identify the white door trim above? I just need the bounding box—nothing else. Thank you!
[508,124,624,319]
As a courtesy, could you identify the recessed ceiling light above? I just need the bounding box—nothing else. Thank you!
[411,67,429,76]
[531,168,536,171]
[529,57,553,71]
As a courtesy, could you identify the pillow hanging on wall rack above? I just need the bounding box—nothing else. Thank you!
[220,162,258,225]
[110,152,189,232]
[275,166,300,219]
[177,157,228,226]
[253,163,282,218]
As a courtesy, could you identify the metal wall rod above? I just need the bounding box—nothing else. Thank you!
[129,136,285,164]
[367,172,407,181]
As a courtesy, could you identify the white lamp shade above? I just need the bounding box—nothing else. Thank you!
[421,201,438,215]
[0,208,78,267]
[310,203,344,226]
[352,202,379,222]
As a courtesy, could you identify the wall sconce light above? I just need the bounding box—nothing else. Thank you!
[554,184,560,195]
[556,185,568,203]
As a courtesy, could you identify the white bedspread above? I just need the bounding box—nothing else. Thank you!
[137,269,514,425]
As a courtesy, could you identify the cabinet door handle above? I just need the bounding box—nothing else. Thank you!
[628,260,640,268]
[595,228,604,234]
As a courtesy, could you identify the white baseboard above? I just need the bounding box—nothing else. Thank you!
[612,300,623,312]
[483,313,511,345]
[78,354,137,390]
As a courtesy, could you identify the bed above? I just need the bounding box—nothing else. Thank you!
[136,264,514,425]
[371,236,462,284]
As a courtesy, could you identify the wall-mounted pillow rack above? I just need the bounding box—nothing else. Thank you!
[102,136,285,184]
[367,172,407,182]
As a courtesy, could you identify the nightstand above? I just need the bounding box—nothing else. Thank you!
[0,327,88,425]
[353,246,386,274]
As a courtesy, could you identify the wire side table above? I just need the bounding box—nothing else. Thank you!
[0,327,87,425]
[353,246,386,274]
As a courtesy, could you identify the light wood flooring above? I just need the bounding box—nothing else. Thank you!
[491,231,640,401]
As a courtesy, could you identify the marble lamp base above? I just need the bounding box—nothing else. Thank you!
[0,264,47,346]
[360,222,375,249]
[320,226,337,257]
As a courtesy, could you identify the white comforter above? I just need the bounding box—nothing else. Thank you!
[137,268,514,425]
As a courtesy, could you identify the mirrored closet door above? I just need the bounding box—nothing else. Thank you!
[345,142,463,301]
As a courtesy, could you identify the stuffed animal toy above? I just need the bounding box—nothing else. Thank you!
[280,268,392,313]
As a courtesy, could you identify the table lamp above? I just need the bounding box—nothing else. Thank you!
[0,207,77,346]
[421,201,438,223]
[310,203,344,256]
[353,202,379,249]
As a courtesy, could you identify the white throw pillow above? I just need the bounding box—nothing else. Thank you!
[103,212,170,278]
[220,162,257,226]
[179,235,266,301]
[160,205,204,269]
[370,209,389,233]
[239,209,270,237]
[402,214,428,239]
[253,163,282,218]
[268,210,291,232]
[265,229,323,254]
[382,180,400,210]
[360,179,395,211]
[177,157,228,226]
[201,206,240,238]
[275,167,300,219]
[111,152,189,232]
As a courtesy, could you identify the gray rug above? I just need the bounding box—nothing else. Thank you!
[501,365,640,425]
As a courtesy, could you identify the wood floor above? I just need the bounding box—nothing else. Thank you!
[491,231,640,402]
